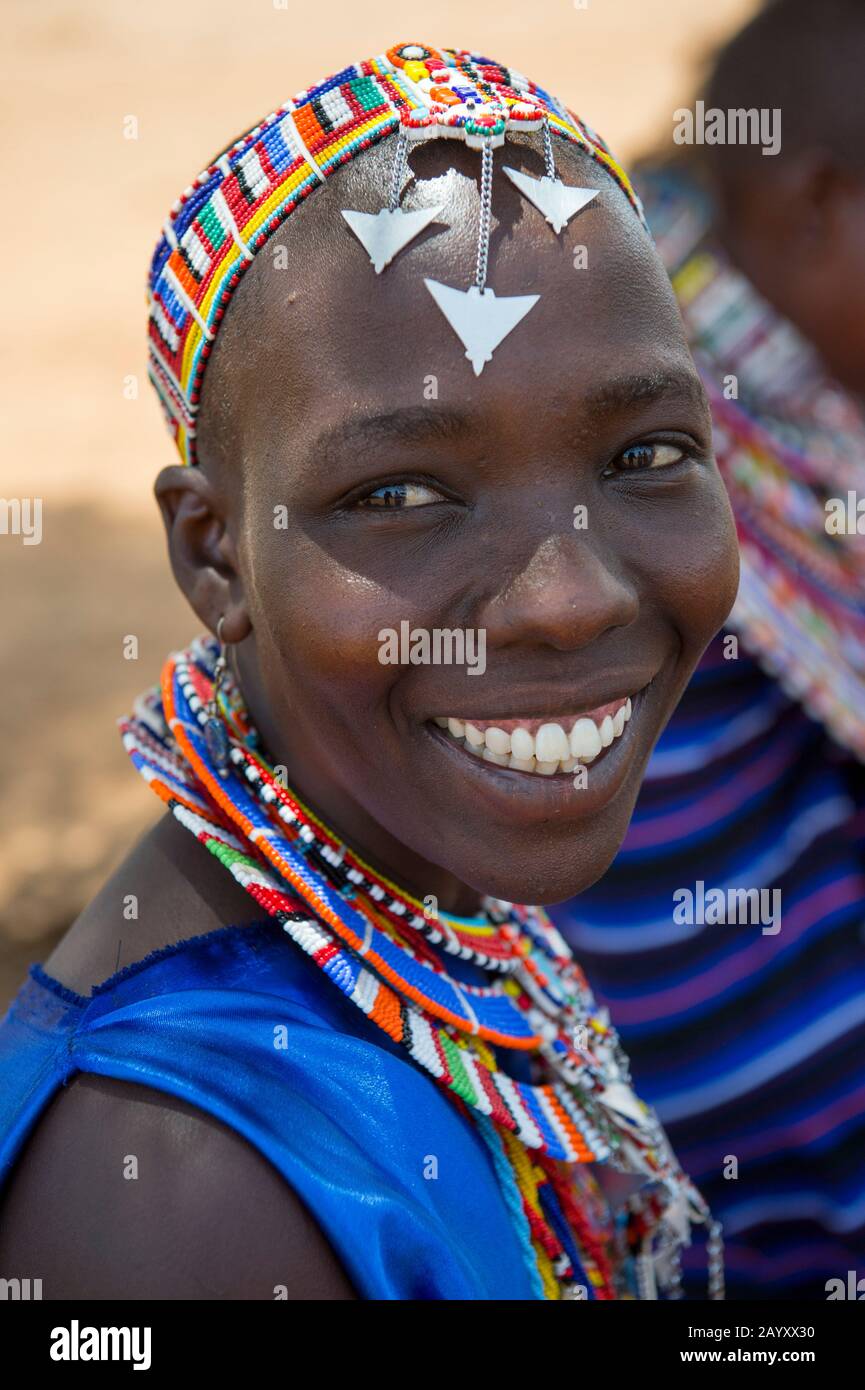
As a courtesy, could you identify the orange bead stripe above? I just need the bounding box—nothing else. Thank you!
[543,1087,596,1162]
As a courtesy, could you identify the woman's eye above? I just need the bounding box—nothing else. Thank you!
[612,442,687,472]
[355,481,445,509]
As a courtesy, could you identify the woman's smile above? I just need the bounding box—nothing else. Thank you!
[421,681,655,823]
[431,693,633,774]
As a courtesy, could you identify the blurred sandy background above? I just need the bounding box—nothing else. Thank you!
[0,0,758,1004]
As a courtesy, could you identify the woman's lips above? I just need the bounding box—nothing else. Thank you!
[430,695,633,776]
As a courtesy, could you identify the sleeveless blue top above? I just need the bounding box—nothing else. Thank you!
[0,918,547,1299]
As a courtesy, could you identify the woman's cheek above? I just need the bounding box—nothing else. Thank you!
[695,477,740,631]
[247,535,417,692]
[627,476,739,647]
[661,482,740,642]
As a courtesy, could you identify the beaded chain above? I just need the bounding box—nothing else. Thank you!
[120,636,725,1301]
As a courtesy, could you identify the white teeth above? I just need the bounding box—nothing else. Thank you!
[484,726,511,755]
[511,726,535,760]
[569,717,602,760]
[436,695,636,777]
[535,723,570,763]
[482,747,510,766]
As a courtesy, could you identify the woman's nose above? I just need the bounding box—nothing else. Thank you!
[475,532,639,652]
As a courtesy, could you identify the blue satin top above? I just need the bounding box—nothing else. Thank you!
[0,920,547,1299]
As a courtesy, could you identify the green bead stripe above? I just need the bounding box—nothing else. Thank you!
[204,836,259,875]
[440,1032,480,1109]
[198,201,227,251]
[352,75,384,111]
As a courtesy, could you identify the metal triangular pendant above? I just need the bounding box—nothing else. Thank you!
[341,204,444,274]
[501,167,598,233]
[424,278,540,375]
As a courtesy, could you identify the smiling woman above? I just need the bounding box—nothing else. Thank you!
[0,42,739,1301]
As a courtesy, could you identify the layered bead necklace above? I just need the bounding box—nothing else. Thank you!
[120,635,724,1300]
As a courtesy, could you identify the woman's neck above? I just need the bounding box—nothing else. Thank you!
[243,694,486,918]
[295,771,487,917]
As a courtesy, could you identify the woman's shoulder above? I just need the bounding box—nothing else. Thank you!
[0,1070,357,1299]
[42,810,264,997]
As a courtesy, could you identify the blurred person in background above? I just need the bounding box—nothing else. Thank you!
[551,0,865,1301]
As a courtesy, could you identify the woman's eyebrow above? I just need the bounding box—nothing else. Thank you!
[302,370,706,478]
[311,404,474,471]
[582,368,708,416]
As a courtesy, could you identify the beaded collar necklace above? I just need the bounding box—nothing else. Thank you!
[120,636,724,1301]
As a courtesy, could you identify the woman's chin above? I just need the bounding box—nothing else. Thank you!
[440,819,636,907]
[387,686,659,903]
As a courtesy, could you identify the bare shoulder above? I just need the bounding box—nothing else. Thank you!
[0,1073,357,1300]
[43,810,263,997]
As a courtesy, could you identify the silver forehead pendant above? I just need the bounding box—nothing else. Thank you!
[423,140,539,376]
[341,128,445,273]
[341,113,599,373]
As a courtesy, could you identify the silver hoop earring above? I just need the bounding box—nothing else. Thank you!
[204,615,232,777]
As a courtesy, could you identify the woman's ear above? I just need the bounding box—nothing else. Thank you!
[154,465,251,643]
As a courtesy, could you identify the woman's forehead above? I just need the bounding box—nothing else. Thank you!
[148,43,649,467]
[209,146,685,457]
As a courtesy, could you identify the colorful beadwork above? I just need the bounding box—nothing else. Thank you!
[640,162,865,762]
[147,41,647,465]
[120,635,723,1300]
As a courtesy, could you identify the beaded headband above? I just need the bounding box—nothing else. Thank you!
[147,41,648,466]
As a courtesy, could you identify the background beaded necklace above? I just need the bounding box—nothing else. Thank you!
[638,158,865,763]
[121,635,725,1300]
